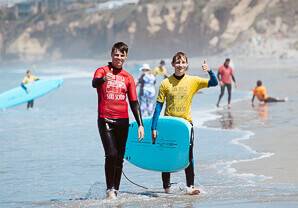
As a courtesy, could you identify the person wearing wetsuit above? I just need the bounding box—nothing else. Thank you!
[216,58,237,109]
[21,70,40,109]
[151,52,218,195]
[251,80,287,106]
[92,42,144,199]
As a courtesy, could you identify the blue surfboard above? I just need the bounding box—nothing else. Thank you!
[125,117,192,172]
[0,79,63,110]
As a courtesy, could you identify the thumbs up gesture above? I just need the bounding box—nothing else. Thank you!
[201,59,210,72]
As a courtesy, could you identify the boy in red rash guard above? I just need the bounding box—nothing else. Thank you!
[92,42,144,199]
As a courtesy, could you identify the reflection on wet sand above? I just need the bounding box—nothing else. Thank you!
[219,110,234,129]
[255,103,268,121]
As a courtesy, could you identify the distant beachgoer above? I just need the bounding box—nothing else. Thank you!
[153,60,168,79]
[216,58,237,109]
[92,42,144,200]
[137,64,156,117]
[21,70,39,109]
[251,80,287,106]
[151,52,218,195]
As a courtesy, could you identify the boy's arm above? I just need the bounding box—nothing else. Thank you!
[129,101,143,126]
[232,74,237,87]
[129,100,144,141]
[251,95,255,107]
[21,83,27,91]
[151,101,164,144]
[201,60,218,87]
[217,70,221,81]
[207,70,218,87]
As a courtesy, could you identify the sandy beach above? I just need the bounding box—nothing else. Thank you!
[206,57,298,185]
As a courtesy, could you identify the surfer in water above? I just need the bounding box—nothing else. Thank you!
[251,80,287,106]
[92,42,144,200]
[151,52,218,195]
[21,70,39,109]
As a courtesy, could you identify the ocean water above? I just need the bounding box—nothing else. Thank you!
[1,61,297,208]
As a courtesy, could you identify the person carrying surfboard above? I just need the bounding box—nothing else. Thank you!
[151,52,218,195]
[21,70,39,109]
[92,42,144,200]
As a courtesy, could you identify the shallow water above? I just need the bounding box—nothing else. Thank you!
[1,60,298,207]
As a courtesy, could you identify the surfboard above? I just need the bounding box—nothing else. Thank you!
[0,79,63,110]
[125,117,192,172]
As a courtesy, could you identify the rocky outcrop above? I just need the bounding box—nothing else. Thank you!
[1,0,297,61]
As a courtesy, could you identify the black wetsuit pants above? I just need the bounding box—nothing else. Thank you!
[217,83,232,105]
[27,100,34,109]
[265,97,285,103]
[97,118,129,190]
[162,126,195,189]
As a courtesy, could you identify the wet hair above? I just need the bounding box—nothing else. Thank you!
[111,42,128,55]
[257,80,262,86]
[225,58,230,62]
[171,52,188,65]
[160,60,165,65]
[26,70,31,74]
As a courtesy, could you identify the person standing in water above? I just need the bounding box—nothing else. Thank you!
[21,70,39,109]
[153,60,168,79]
[216,58,237,108]
[151,52,218,195]
[92,42,144,199]
[137,63,156,117]
[251,80,287,106]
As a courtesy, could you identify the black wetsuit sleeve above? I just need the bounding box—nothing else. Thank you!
[232,74,236,83]
[21,83,27,90]
[92,77,106,88]
[129,100,143,127]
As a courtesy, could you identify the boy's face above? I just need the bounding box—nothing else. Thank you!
[172,56,188,76]
[111,49,127,69]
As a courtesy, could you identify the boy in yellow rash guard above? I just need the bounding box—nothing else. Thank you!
[151,52,218,195]
[21,70,39,109]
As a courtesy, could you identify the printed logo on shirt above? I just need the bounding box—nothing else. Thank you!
[106,72,127,101]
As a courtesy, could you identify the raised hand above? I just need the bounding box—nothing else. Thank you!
[201,59,210,72]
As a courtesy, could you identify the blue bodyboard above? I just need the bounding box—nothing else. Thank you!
[125,117,192,172]
[0,79,63,110]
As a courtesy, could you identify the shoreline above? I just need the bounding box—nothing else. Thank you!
[204,62,298,185]
[204,99,298,184]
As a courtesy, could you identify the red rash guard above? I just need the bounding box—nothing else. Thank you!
[93,65,138,119]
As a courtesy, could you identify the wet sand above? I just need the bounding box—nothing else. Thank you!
[205,58,298,184]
